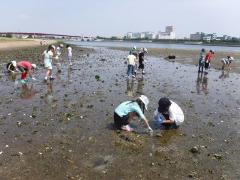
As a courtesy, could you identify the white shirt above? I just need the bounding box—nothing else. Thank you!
[169,101,184,126]
[127,54,136,65]
[67,47,72,56]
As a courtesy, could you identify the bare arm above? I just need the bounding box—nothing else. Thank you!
[142,117,153,132]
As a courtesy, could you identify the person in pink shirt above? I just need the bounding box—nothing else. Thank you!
[16,61,37,80]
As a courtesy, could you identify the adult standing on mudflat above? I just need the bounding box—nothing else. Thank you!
[138,48,148,75]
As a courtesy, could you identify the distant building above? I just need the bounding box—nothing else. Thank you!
[157,26,176,39]
[190,32,204,41]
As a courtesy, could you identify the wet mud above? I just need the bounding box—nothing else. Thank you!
[0,46,239,179]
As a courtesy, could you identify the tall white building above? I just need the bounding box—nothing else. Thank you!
[157,26,176,40]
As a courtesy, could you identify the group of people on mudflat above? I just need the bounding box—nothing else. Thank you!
[198,48,234,73]
[6,44,73,83]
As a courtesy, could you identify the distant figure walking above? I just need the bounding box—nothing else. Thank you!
[221,56,234,70]
[55,44,64,72]
[138,48,148,74]
[66,45,73,66]
[198,48,206,73]
[204,50,214,73]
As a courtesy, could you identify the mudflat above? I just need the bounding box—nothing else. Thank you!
[0,45,239,179]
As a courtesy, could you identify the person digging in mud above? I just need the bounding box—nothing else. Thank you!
[114,95,153,132]
[204,50,214,73]
[153,97,184,129]
[138,48,148,75]
[42,45,55,82]
[6,61,17,73]
[198,48,206,73]
[7,60,37,83]
[221,56,234,71]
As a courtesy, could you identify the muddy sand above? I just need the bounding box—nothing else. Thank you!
[0,45,239,179]
[0,39,57,50]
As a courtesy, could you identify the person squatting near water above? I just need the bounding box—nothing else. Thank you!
[138,48,148,75]
[198,48,206,73]
[221,56,234,70]
[204,50,214,73]
[7,60,37,83]
[114,95,153,132]
[127,52,137,78]
[153,97,184,129]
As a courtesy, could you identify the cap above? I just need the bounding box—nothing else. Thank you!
[143,48,148,53]
[138,95,149,110]
[31,64,37,69]
[11,61,17,67]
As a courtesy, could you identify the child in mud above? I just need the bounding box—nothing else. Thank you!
[66,45,73,66]
[204,50,214,73]
[55,44,64,73]
[138,48,148,74]
[114,95,153,132]
[221,56,234,70]
[7,60,37,83]
[153,97,184,128]
[198,48,206,73]
[43,45,55,81]
[127,52,137,78]
[6,61,17,73]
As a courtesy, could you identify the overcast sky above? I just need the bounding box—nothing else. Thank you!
[1,0,239,38]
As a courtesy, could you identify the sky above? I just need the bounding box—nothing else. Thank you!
[1,0,239,38]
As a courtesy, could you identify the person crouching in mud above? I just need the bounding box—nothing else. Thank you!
[7,60,37,82]
[221,56,234,70]
[114,95,153,132]
[153,97,184,129]
[138,48,148,75]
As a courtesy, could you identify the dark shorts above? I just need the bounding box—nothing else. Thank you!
[205,62,210,69]
[139,63,144,69]
[17,66,28,72]
[114,112,129,129]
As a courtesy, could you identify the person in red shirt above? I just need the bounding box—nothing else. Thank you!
[204,50,214,72]
[16,61,37,80]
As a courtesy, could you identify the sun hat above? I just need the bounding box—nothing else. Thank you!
[31,64,37,69]
[11,61,17,67]
[229,56,234,61]
[138,95,149,110]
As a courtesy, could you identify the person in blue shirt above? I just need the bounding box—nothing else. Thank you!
[114,95,153,132]
[198,48,206,73]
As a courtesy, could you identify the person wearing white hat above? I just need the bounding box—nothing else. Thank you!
[153,97,184,128]
[66,45,73,66]
[6,61,17,73]
[16,61,37,81]
[221,56,234,70]
[114,95,153,132]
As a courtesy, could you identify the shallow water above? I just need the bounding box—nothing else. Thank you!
[0,47,239,179]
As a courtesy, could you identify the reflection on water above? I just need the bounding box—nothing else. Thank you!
[126,79,134,97]
[196,72,209,95]
[219,70,230,79]
[136,76,144,95]
[20,84,36,99]
[45,82,54,104]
